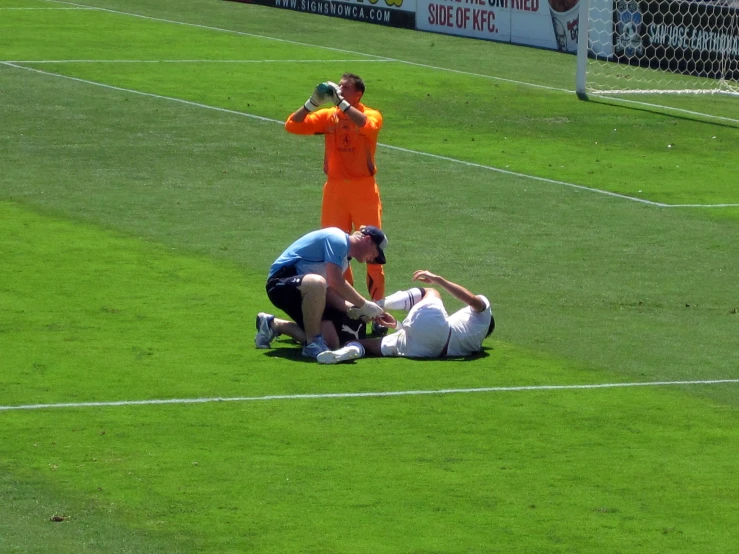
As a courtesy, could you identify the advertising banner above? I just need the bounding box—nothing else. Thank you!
[546,0,581,51]
[415,0,573,51]
[610,0,738,80]
[229,0,417,29]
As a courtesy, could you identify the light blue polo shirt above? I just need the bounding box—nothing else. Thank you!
[268,227,350,279]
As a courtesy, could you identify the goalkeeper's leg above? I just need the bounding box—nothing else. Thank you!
[320,180,355,285]
[349,180,384,300]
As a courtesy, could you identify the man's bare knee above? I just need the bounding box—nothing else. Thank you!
[422,288,441,300]
[299,274,327,297]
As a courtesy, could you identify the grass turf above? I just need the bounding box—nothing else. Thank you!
[1,1,739,552]
[2,389,738,553]
[2,3,739,206]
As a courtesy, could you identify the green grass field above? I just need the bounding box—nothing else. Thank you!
[2,0,738,552]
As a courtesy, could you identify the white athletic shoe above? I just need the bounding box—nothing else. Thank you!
[317,343,364,365]
[254,312,276,349]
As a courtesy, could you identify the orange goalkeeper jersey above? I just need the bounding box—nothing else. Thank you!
[285,104,383,180]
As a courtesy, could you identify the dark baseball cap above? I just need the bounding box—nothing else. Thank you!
[360,226,388,265]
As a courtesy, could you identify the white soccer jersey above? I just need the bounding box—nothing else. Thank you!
[444,295,492,357]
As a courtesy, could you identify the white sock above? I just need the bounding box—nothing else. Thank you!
[336,341,365,361]
[378,288,424,311]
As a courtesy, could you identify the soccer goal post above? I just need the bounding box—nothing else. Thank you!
[576,0,739,97]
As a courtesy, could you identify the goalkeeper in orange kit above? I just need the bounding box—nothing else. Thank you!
[285,73,387,333]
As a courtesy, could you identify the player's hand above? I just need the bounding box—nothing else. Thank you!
[412,270,440,284]
[303,83,330,112]
[347,309,397,329]
[327,81,351,113]
[374,312,397,329]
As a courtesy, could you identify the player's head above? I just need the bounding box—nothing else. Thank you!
[339,73,365,105]
[486,313,495,337]
[353,225,387,265]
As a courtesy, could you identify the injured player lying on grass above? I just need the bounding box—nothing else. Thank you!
[256,270,495,363]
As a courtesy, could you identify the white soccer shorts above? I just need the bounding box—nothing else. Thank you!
[380,296,450,358]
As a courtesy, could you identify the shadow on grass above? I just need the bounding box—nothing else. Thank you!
[261,344,492,364]
[580,93,739,129]
[404,346,492,363]
[263,346,315,363]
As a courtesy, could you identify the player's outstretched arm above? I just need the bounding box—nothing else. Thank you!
[412,270,486,312]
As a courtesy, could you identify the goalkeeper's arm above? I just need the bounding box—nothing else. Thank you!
[290,84,330,123]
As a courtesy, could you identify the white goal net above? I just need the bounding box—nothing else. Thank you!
[577,0,739,97]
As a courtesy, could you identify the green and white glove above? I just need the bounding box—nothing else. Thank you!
[303,83,331,112]
[348,301,383,320]
[326,81,351,113]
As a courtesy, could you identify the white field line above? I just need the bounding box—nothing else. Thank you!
[1,62,277,122]
[0,6,96,9]
[386,144,739,208]
[4,61,738,209]
[1,379,738,412]
[383,144,665,207]
[5,59,393,64]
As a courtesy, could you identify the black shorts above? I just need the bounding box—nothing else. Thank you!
[265,266,345,332]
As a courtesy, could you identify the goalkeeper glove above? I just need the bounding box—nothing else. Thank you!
[326,81,351,113]
[347,301,383,320]
[303,83,329,112]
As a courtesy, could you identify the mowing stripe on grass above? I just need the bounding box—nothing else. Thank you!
[5,59,394,64]
[48,0,567,92]
[0,6,95,9]
[46,0,739,125]
[5,61,738,209]
[1,379,737,412]
[48,0,396,62]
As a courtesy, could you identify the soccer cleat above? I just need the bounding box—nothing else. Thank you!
[371,321,388,337]
[317,343,364,365]
[302,335,330,359]
[254,312,277,349]
[316,350,340,365]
